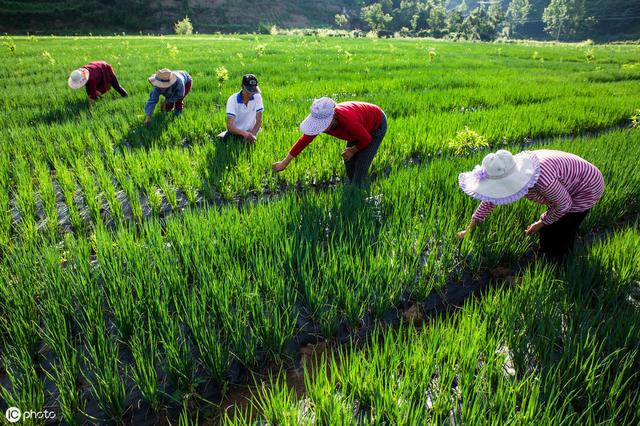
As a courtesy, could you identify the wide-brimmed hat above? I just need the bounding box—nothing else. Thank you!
[242,73,260,94]
[68,68,90,89]
[458,150,541,205]
[300,97,336,135]
[149,68,177,88]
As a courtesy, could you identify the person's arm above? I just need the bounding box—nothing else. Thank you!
[85,77,98,106]
[272,154,294,172]
[144,87,160,124]
[523,178,572,235]
[251,96,264,136]
[166,81,185,105]
[349,121,374,151]
[339,120,374,160]
[272,134,316,173]
[226,115,256,141]
[250,111,262,136]
[457,218,478,240]
[457,201,496,239]
[289,134,316,157]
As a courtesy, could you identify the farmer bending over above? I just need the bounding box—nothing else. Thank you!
[144,68,192,126]
[272,97,387,185]
[219,74,263,142]
[457,149,604,261]
[68,61,128,107]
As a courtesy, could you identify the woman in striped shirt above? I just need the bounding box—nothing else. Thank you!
[457,149,604,261]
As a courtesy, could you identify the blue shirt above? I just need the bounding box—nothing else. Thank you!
[144,70,192,117]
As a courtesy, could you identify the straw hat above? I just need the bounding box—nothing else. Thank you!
[300,97,336,135]
[68,68,90,89]
[458,150,541,205]
[148,68,177,88]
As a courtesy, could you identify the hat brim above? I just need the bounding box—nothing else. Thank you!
[149,73,177,88]
[458,152,541,205]
[300,112,334,136]
[68,69,89,89]
[244,85,260,94]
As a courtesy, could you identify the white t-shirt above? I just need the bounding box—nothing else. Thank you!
[226,92,263,132]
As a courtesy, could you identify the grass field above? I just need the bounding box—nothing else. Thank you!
[0,35,639,425]
[230,227,640,425]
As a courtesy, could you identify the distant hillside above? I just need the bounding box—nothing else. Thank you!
[0,0,348,34]
[1,0,639,40]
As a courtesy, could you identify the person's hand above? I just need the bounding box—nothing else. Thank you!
[525,220,544,235]
[457,219,477,240]
[144,116,152,126]
[342,146,357,161]
[243,131,257,142]
[272,161,287,173]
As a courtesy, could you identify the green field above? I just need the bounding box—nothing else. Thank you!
[0,35,639,425]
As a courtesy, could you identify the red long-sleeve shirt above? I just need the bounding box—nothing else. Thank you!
[289,101,383,157]
[84,61,116,100]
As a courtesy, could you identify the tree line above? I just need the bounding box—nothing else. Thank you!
[1,0,638,41]
[334,0,640,41]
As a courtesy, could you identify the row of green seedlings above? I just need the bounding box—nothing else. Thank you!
[2,126,639,318]
[0,222,299,424]
[3,111,639,253]
[0,197,632,418]
[3,125,640,321]
[1,130,640,422]
[0,185,525,422]
[228,226,640,425]
[7,36,639,126]
[0,136,204,247]
[10,92,640,200]
[3,45,640,226]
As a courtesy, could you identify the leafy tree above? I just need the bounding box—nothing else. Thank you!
[360,3,393,33]
[335,13,349,29]
[461,5,503,41]
[505,0,531,38]
[456,0,470,15]
[427,4,448,37]
[392,0,423,33]
[174,16,193,35]
[542,0,588,41]
[445,7,465,37]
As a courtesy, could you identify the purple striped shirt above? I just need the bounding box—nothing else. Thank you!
[472,150,604,225]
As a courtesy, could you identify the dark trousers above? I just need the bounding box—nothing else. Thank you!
[163,80,192,112]
[539,210,589,262]
[110,74,128,97]
[344,112,387,185]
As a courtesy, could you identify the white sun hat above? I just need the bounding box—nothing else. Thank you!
[148,68,177,88]
[458,150,541,205]
[68,68,90,89]
[300,97,336,135]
